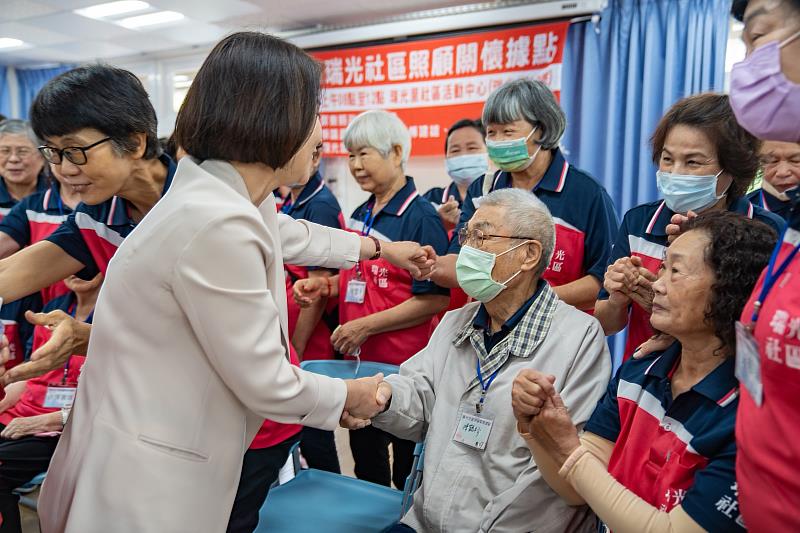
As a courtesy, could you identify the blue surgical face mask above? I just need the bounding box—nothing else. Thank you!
[455,240,529,302]
[446,153,489,186]
[486,127,541,172]
[656,169,726,214]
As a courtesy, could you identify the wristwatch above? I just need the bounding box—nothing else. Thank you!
[61,407,70,429]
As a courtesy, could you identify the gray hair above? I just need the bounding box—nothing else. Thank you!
[482,79,566,150]
[479,188,555,276]
[0,119,42,147]
[343,110,412,168]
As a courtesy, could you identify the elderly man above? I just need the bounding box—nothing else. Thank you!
[748,140,800,221]
[0,120,47,219]
[345,188,611,533]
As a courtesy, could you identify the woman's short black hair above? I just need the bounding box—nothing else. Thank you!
[682,211,777,357]
[174,32,321,169]
[651,93,761,204]
[444,118,485,152]
[30,65,160,159]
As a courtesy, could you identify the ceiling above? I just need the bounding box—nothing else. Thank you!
[0,0,504,66]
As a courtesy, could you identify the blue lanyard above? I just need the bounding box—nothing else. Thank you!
[361,205,376,237]
[280,198,293,214]
[751,226,800,325]
[56,193,64,216]
[475,359,501,414]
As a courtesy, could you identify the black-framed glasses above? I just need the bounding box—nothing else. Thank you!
[457,228,535,247]
[38,137,112,166]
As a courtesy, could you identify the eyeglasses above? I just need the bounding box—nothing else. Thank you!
[38,137,112,166]
[457,228,535,247]
[0,146,37,159]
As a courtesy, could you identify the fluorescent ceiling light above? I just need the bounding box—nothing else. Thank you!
[118,10,184,29]
[75,1,150,20]
[0,38,25,50]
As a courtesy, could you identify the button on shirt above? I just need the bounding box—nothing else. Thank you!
[449,149,619,289]
[0,174,48,221]
[598,198,785,359]
[46,154,177,277]
[585,343,744,532]
[737,192,800,531]
[340,176,449,365]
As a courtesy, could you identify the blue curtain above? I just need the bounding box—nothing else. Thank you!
[560,0,731,363]
[16,65,75,120]
[0,66,10,119]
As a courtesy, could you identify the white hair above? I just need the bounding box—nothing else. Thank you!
[343,110,412,168]
[479,188,555,276]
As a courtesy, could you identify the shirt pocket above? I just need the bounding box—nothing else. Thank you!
[137,433,209,462]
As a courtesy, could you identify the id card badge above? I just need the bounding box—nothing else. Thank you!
[453,402,494,451]
[345,279,367,304]
[735,321,763,407]
[43,384,77,409]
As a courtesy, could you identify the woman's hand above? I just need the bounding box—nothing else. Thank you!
[1,413,62,439]
[437,197,461,229]
[527,393,581,467]
[331,320,373,355]
[627,257,658,313]
[5,311,90,385]
[293,277,328,308]
[382,241,437,280]
[632,333,676,359]
[512,369,556,430]
[603,257,639,307]
[665,210,697,243]
[0,335,10,387]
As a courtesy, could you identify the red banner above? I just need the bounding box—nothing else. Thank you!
[311,21,570,157]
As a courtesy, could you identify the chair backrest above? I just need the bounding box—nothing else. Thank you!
[400,441,425,518]
[300,360,399,379]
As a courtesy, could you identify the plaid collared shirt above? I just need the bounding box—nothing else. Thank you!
[453,283,560,389]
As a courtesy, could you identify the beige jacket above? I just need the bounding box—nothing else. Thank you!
[38,158,361,533]
[373,298,612,533]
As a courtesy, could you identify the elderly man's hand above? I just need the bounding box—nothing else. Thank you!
[1,413,62,439]
[526,393,581,467]
[4,311,90,385]
[437,197,461,229]
[511,370,556,430]
[666,210,697,243]
[293,277,328,308]
[343,373,391,426]
[382,241,437,280]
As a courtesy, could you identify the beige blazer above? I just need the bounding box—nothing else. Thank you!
[38,158,362,533]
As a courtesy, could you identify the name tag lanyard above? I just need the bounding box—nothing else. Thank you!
[749,226,800,330]
[475,359,501,414]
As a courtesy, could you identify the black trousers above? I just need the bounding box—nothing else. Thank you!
[300,427,340,473]
[349,425,415,489]
[0,424,59,533]
[226,434,300,533]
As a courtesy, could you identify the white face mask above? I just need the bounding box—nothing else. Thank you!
[656,169,727,213]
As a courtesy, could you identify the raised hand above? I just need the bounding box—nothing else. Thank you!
[293,277,328,308]
[603,257,639,306]
[511,369,556,430]
[437,197,461,229]
[526,392,581,467]
[5,310,91,385]
[382,241,437,280]
[628,256,658,313]
[665,210,697,243]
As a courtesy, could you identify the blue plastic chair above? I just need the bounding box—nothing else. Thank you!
[14,472,46,510]
[255,359,420,532]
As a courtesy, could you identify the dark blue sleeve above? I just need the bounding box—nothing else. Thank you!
[583,364,622,442]
[422,187,445,205]
[0,199,32,248]
[304,201,343,230]
[45,211,99,277]
[680,439,746,532]
[407,204,450,296]
[447,176,485,255]
[753,207,786,236]
[582,187,619,282]
[597,209,633,300]
[4,293,43,361]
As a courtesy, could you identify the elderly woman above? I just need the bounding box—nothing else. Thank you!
[512,212,776,533]
[297,110,450,488]
[0,120,47,219]
[594,94,784,360]
[343,188,611,532]
[429,79,618,311]
[748,140,800,220]
[34,33,433,533]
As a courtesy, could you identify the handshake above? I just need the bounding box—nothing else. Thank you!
[341,373,393,429]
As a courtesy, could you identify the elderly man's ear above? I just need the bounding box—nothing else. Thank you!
[519,241,544,272]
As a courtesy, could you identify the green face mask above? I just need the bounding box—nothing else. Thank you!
[486,127,541,172]
[455,241,528,302]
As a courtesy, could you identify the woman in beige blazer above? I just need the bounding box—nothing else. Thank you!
[37,32,432,533]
